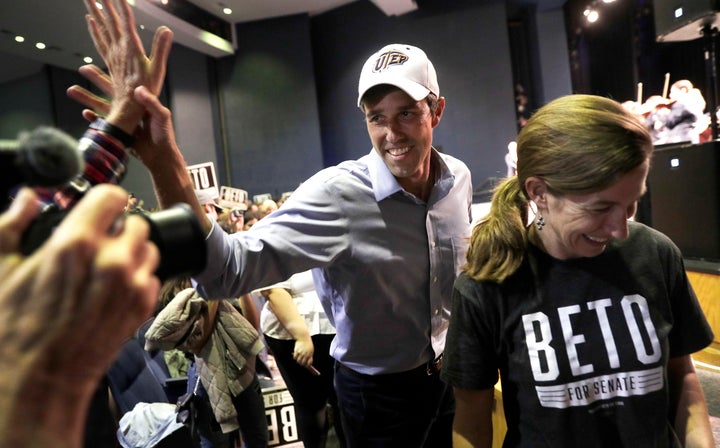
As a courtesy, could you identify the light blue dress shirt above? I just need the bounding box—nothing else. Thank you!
[195,148,473,374]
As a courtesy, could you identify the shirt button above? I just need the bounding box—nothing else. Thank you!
[434,308,440,315]
[433,276,438,283]
[431,242,437,248]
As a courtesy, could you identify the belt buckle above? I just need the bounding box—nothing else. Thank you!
[426,354,443,376]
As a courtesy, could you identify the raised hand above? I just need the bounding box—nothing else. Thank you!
[79,0,173,134]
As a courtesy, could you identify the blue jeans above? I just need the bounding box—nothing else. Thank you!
[333,362,454,448]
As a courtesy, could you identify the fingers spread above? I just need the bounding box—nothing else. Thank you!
[101,0,124,42]
[118,0,145,54]
[78,64,114,97]
[67,85,111,117]
[149,27,174,91]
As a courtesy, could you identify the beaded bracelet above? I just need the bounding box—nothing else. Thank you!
[89,118,135,147]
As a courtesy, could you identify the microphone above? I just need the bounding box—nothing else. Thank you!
[0,126,84,198]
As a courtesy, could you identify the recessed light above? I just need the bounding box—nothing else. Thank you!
[14,35,24,43]
[35,42,46,50]
[83,56,93,64]
[222,7,232,15]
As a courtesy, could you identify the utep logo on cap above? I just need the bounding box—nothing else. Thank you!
[373,51,409,73]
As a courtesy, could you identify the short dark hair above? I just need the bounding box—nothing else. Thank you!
[360,84,439,114]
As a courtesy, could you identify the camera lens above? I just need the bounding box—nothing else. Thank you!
[142,203,207,281]
[21,202,207,282]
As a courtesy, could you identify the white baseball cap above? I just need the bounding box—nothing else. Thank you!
[357,43,439,107]
[195,189,224,211]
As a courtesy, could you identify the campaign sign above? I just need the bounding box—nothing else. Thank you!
[187,162,219,197]
[253,192,273,204]
[219,186,248,209]
[263,385,302,447]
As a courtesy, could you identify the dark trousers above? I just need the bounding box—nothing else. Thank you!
[187,364,269,448]
[266,334,346,448]
[333,361,454,448]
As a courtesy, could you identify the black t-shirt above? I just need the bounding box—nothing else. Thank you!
[442,221,713,447]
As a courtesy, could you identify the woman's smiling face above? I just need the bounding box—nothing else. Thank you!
[532,159,650,260]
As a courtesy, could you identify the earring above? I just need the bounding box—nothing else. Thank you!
[535,214,545,231]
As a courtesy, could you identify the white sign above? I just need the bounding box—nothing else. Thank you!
[263,385,302,447]
[219,186,248,209]
[253,193,273,204]
[187,162,219,198]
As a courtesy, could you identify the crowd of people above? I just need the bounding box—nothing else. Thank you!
[0,1,716,447]
[621,79,711,145]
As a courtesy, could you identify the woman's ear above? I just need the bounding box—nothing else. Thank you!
[524,177,547,208]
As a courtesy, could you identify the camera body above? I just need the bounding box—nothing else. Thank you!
[21,203,207,281]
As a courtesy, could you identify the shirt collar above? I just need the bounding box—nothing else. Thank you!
[367,147,454,203]
[368,149,403,202]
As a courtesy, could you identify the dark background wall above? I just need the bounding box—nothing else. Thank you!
[565,0,713,103]
[216,13,324,197]
[311,0,517,184]
[0,0,571,208]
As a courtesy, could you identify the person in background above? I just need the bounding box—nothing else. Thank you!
[196,189,225,222]
[443,94,714,447]
[256,270,345,448]
[145,282,268,448]
[257,198,278,219]
[0,185,160,448]
[247,202,260,220]
[229,207,246,233]
[71,2,473,445]
[243,210,258,230]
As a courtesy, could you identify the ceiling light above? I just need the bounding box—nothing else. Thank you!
[586,9,599,22]
[84,56,93,64]
[222,7,232,15]
[14,35,24,43]
[161,0,169,5]
[35,42,46,50]
[96,1,103,10]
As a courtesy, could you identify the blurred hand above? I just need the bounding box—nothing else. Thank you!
[0,185,160,385]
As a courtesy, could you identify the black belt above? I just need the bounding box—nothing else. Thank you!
[338,354,443,377]
[424,353,443,376]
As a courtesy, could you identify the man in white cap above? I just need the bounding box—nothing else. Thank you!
[72,9,473,443]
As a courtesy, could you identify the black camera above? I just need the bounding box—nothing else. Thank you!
[3,126,207,281]
[19,203,207,282]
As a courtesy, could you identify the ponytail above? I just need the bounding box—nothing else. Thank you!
[464,177,529,283]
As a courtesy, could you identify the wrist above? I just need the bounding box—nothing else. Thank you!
[106,101,144,134]
[89,118,135,148]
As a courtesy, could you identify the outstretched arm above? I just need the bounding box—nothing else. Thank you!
[68,0,210,233]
